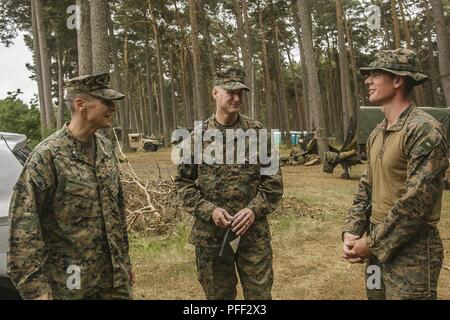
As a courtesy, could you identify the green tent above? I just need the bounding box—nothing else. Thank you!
[357,106,450,147]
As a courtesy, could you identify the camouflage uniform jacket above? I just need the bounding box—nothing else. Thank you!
[343,103,449,263]
[8,123,132,299]
[175,114,284,248]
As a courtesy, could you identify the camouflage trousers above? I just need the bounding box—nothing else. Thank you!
[365,224,443,300]
[195,242,273,300]
[83,283,133,300]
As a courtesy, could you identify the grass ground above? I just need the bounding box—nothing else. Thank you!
[125,148,450,300]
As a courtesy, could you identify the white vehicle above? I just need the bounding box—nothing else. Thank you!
[0,132,31,299]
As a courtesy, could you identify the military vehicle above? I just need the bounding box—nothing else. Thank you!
[128,133,163,152]
[0,132,29,299]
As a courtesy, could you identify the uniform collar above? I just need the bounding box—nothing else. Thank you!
[61,122,111,165]
[379,102,416,132]
[209,113,242,129]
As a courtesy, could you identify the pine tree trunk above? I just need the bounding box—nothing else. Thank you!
[232,0,250,114]
[425,1,441,106]
[31,0,47,137]
[336,0,351,134]
[169,50,178,129]
[391,0,401,48]
[273,21,291,144]
[399,0,412,49]
[188,0,207,120]
[108,9,130,151]
[122,31,132,150]
[430,0,450,109]
[199,1,216,77]
[297,0,328,157]
[76,0,92,75]
[180,47,192,127]
[149,0,170,146]
[153,80,162,135]
[287,49,304,130]
[292,0,311,131]
[144,28,157,135]
[242,0,256,118]
[56,44,65,129]
[258,2,274,128]
[34,0,55,131]
[90,0,110,74]
[343,11,362,113]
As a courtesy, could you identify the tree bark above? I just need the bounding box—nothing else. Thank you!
[336,0,351,135]
[258,1,274,128]
[391,0,401,48]
[430,0,450,108]
[108,8,131,151]
[292,0,310,131]
[425,0,441,106]
[180,46,192,127]
[232,0,250,114]
[297,0,328,157]
[34,0,55,131]
[31,0,47,137]
[90,0,110,74]
[343,10,362,112]
[76,0,92,75]
[188,0,207,120]
[149,0,170,146]
[56,43,65,129]
[169,50,178,129]
[241,0,256,118]
[273,21,291,144]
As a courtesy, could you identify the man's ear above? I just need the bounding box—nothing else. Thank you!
[212,87,218,100]
[393,76,405,89]
[74,97,87,112]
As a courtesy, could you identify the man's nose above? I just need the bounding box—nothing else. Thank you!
[233,94,240,102]
[364,76,372,86]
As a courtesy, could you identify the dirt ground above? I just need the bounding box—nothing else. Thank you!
[124,148,450,300]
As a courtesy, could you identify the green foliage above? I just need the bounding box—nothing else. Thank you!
[0,97,42,147]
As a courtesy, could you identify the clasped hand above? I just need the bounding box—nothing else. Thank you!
[342,232,370,264]
[211,207,255,236]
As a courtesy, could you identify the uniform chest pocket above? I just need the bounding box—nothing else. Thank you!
[64,180,97,199]
[57,179,99,224]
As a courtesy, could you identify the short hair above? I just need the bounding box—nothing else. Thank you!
[387,73,415,97]
[64,93,93,114]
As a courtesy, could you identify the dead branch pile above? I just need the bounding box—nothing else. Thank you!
[121,167,182,235]
[114,130,184,235]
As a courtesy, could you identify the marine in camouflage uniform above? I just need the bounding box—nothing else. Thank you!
[175,68,284,300]
[8,73,133,300]
[342,49,449,299]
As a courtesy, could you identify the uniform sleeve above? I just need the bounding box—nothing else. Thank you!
[342,169,372,238]
[246,130,284,219]
[7,153,54,299]
[342,137,373,238]
[246,168,283,219]
[111,150,132,273]
[117,179,132,273]
[367,124,448,263]
[175,161,217,223]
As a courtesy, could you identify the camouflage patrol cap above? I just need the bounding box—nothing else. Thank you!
[359,48,428,86]
[65,73,125,100]
[214,67,250,91]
